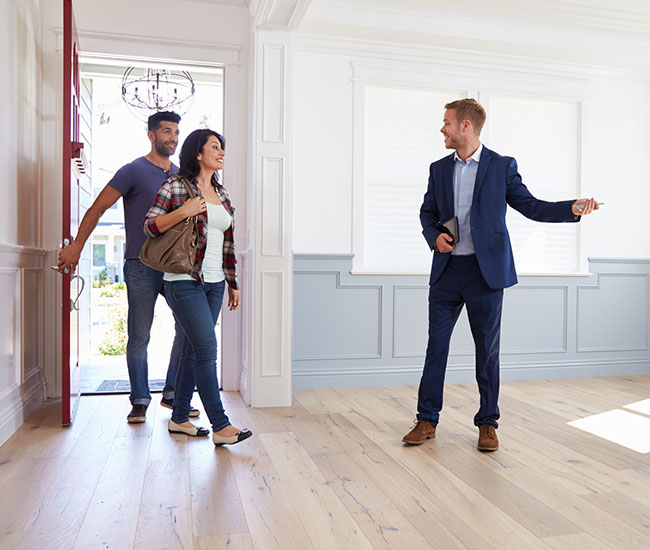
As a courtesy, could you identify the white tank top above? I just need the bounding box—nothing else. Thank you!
[164,202,232,283]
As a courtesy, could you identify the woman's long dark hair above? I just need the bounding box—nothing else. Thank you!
[178,128,226,179]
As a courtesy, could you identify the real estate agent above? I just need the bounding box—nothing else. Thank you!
[402,98,599,451]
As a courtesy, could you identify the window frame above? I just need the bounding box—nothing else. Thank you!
[351,61,590,275]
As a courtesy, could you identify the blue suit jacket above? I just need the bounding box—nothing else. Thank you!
[420,146,579,289]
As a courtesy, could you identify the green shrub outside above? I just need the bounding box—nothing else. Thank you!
[98,305,128,355]
[100,281,126,298]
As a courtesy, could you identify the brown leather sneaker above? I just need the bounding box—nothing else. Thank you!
[127,404,147,424]
[402,419,436,445]
[477,425,498,451]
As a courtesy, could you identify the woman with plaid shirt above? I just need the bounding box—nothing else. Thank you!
[144,129,252,446]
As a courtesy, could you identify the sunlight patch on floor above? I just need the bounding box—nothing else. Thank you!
[623,398,650,416]
[567,408,650,454]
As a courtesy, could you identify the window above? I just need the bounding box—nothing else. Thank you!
[362,86,464,271]
[93,243,106,265]
[361,85,582,274]
[487,94,580,273]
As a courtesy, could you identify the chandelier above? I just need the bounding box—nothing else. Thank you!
[121,67,195,121]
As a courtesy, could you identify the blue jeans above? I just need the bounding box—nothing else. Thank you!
[417,255,503,428]
[123,259,184,406]
[164,279,230,431]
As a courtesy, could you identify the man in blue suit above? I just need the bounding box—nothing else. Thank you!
[402,98,599,451]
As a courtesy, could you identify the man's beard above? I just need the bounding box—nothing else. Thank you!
[154,140,175,157]
[445,136,461,150]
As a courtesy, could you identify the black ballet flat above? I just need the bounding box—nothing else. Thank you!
[168,419,210,437]
[212,428,253,446]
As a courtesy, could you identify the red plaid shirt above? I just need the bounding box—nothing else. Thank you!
[143,174,238,288]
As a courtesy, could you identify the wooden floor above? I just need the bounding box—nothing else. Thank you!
[1,376,650,550]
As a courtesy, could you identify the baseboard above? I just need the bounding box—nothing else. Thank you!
[292,359,650,390]
[239,367,248,404]
[0,379,46,447]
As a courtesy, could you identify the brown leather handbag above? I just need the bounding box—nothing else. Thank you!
[139,177,199,274]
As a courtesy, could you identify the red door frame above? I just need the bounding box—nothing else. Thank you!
[62,0,82,426]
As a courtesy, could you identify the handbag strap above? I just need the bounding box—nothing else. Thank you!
[177,175,196,199]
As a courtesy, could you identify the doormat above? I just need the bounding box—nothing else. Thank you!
[95,379,166,392]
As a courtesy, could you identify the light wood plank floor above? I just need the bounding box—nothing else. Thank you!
[1,375,649,549]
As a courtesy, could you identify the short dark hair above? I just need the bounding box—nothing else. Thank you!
[444,98,486,135]
[178,128,226,179]
[147,111,181,132]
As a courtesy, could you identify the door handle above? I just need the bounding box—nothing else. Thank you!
[70,274,85,311]
[50,238,73,273]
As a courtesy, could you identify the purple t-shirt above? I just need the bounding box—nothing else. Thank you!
[108,156,179,259]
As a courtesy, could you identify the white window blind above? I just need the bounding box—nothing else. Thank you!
[362,87,581,274]
[487,95,580,273]
[363,86,463,271]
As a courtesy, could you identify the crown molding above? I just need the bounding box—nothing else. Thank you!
[180,0,249,6]
[252,0,312,30]
[307,0,650,35]
[295,32,650,82]
[299,1,650,76]
[479,0,650,34]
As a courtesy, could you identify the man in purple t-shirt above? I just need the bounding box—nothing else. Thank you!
[58,111,199,423]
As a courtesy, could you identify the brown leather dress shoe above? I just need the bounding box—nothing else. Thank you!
[477,425,499,451]
[402,419,436,445]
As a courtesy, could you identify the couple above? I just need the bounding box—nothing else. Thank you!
[58,112,251,446]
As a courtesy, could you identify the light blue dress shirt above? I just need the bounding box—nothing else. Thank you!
[451,143,482,255]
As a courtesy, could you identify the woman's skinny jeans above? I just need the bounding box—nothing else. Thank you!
[164,279,230,431]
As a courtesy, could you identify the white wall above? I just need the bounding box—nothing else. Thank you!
[585,77,650,259]
[292,52,353,253]
[1,0,43,247]
[0,0,48,446]
[292,2,650,261]
[72,0,250,52]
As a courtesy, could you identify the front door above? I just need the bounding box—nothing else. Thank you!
[61,0,86,426]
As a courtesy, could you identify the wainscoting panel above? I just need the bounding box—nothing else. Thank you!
[262,43,285,143]
[294,270,382,360]
[293,255,650,389]
[261,271,284,377]
[0,245,47,446]
[501,286,568,354]
[577,272,649,352]
[393,285,427,358]
[261,157,284,257]
[0,269,19,396]
[22,268,42,383]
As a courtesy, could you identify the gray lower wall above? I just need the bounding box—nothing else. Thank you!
[293,254,650,389]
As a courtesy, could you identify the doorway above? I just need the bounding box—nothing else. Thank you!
[77,59,225,396]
